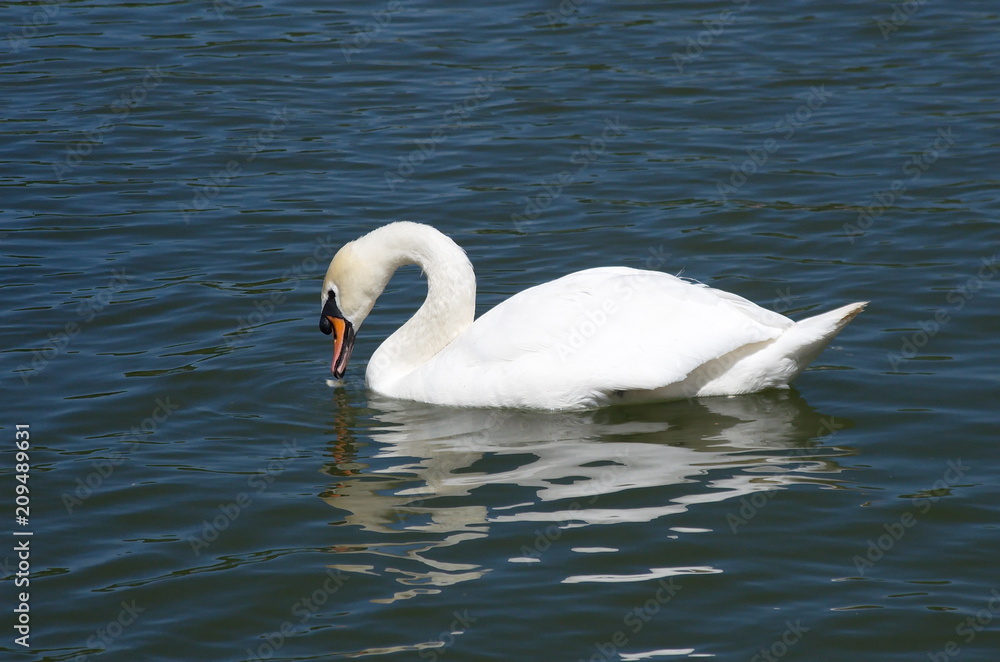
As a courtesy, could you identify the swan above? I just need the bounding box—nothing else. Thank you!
[319,222,866,410]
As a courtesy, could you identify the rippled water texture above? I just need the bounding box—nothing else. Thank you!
[3,1,999,660]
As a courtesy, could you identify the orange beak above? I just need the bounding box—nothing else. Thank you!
[328,315,354,378]
[320,294,356,379]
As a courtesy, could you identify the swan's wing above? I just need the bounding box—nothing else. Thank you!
[402,267,792,409]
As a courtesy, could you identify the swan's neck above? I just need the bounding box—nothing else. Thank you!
[359,223,476,391]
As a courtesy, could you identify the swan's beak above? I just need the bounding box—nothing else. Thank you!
[319,297,355,379]
[328,316,355,378]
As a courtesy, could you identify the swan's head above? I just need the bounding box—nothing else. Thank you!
[319,240,384,378]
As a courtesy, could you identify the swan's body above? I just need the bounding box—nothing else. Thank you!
[320,222,866,410]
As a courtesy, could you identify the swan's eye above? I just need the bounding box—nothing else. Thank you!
[320,290,341,335]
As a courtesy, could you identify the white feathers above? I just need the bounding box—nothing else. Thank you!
[323,223,866,410]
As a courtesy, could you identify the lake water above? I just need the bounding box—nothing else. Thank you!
[3,1,999,660]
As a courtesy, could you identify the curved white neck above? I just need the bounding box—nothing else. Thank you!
[357,223,476,392]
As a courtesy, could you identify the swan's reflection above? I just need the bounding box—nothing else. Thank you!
[319,389,854,600]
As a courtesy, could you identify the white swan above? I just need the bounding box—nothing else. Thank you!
[319,222,866,410]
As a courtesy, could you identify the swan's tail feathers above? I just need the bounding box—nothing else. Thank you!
[780,301,868,381]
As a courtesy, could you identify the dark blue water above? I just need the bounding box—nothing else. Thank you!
[3,1,999,660]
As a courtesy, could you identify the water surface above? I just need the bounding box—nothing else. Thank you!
[2,1,999,660]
